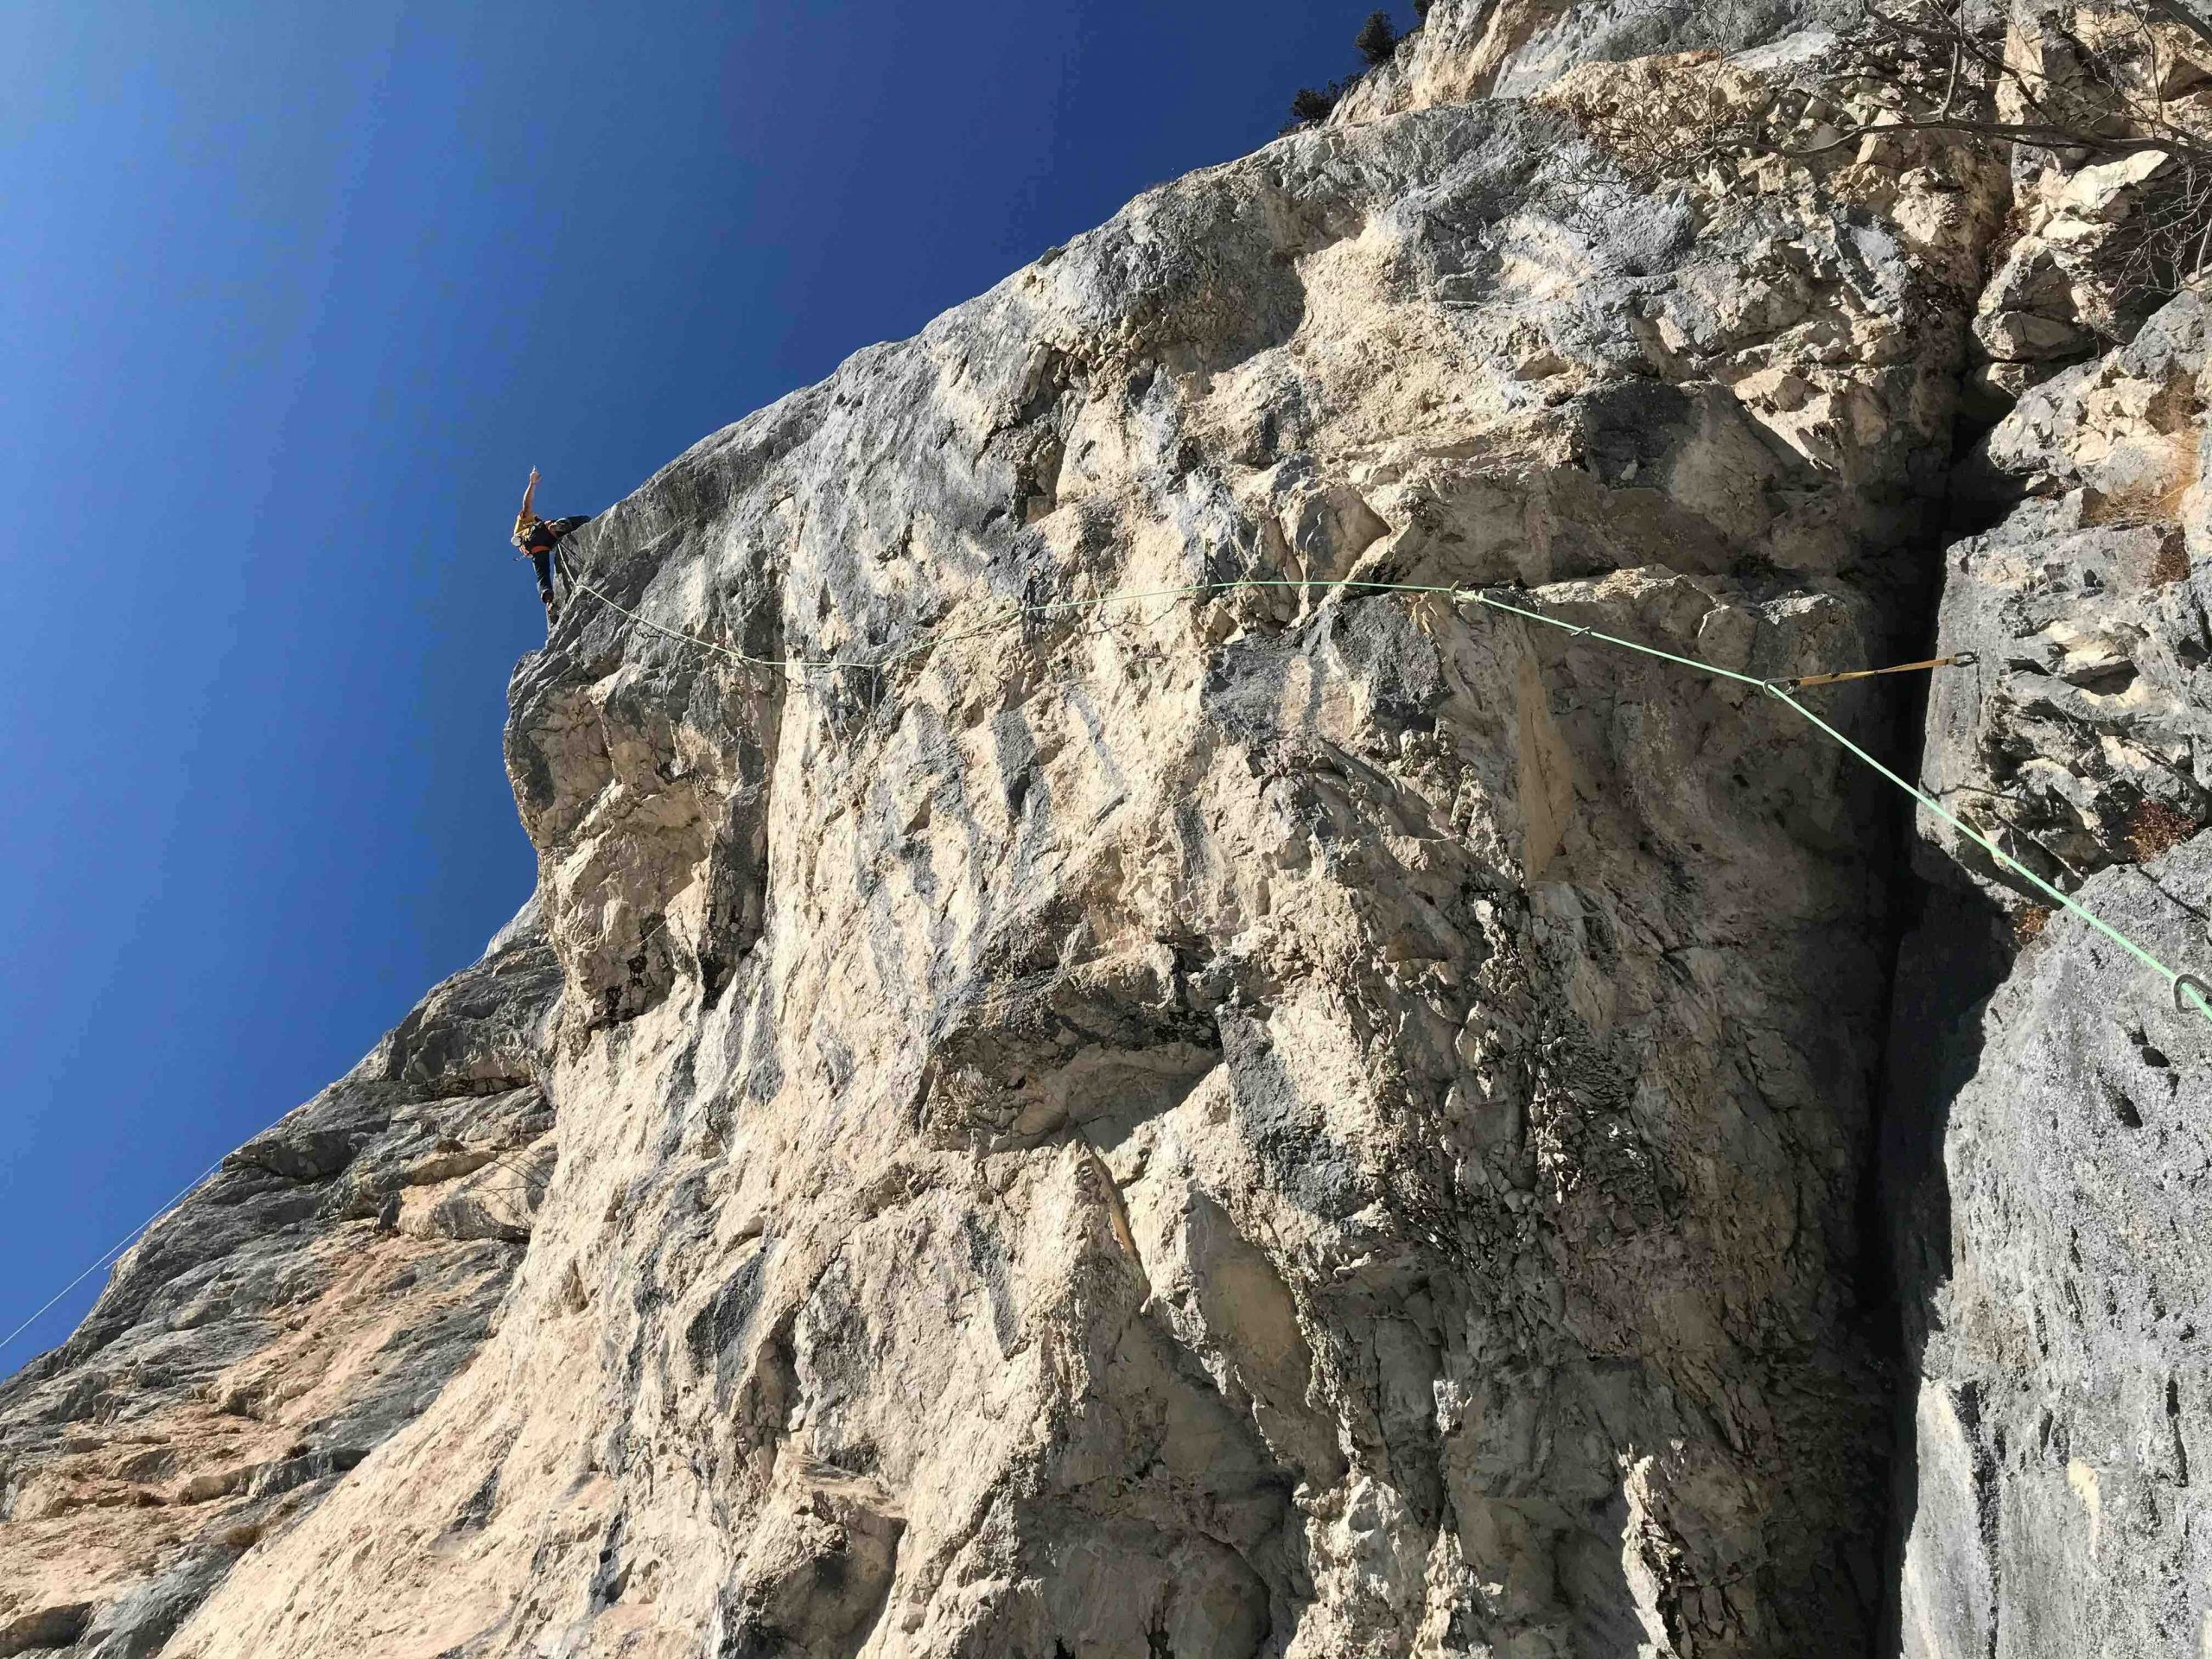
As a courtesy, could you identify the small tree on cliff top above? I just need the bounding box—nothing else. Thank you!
[1356,10,1402,66]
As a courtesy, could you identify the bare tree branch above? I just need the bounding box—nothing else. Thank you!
[1548,0,2212,310]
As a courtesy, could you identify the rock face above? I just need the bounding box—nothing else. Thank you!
[1924,295,2212,893]
[1894,846,2212,1659]
[5,1,2209,1654]
[0,916,561,1657]
[1893,289,2212,1655]
[1332,0,1858,119]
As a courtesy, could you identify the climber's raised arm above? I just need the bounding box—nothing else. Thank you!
[518,467,540,524]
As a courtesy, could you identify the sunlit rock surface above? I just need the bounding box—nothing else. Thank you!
[8,1,2209,1654]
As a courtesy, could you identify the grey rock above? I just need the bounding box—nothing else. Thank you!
[0,908,561,1650]
[1899,232,2212,1659]
[1926,293,2212,898]
[77,1553,235,1659]
[1895,841,2212,1658]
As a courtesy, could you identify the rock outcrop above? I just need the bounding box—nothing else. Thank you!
[1925,295,2212,893]
[0,916,560,1657]
[6,2,2211,1655]
[1893,289,2212,1655]
[1893,843,2212,1658]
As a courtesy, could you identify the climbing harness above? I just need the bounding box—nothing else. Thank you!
[560,568,2212,1027]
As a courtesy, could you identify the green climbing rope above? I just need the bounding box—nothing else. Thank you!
[563,569,2212,1027]
[10,562,2203,1361]
[1452,588,2212,1027]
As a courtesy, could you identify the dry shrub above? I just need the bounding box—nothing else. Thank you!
[2149,530,2194,582]
[1540,53,1775,186]
[2015,904,2053,944]
[1544,1,2212,303]
[2127,797,2198,857]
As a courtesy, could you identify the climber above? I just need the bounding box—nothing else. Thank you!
[512,467,593,626]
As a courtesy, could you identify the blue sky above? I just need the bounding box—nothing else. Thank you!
[0,1,1414,1367]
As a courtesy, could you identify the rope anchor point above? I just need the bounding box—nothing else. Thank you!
[2176,972,2212,1017]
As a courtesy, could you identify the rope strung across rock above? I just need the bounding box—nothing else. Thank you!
[3,568,2196,1362]
[0,1156,227,1357]
[566,569,2212,1027]
[1457,588,2212,1027]
[565,575,1473,672]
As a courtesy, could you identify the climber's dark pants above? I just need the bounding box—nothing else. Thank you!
[524,517,593,612]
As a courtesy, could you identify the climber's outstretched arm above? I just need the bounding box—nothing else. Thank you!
[519,467,540,521]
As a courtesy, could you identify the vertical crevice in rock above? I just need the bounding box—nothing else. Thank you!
[1887,131,2212,1648]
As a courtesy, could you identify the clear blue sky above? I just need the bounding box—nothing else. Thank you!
[0,1,1414,1367]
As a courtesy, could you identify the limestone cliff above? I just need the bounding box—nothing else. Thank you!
[0,914,562,1656]
[1893,291,2212,1656]
[4,3,2209,1655]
